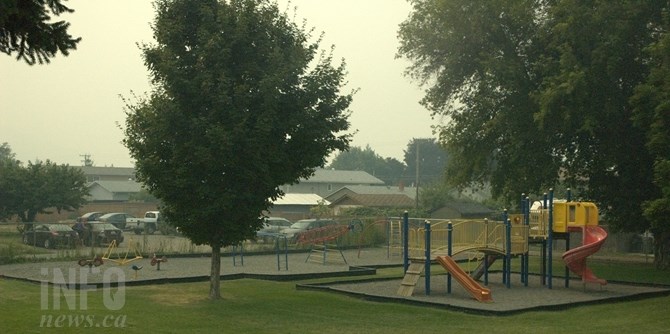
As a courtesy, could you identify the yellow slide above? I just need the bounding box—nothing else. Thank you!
[436,255,493,302]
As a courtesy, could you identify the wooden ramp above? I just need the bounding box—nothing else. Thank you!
[397,261,425,297]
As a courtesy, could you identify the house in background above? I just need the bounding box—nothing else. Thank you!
[78,167,386,202]
[265,193,329,221]
[87,181,143,202]
[326,185,417,203]
[280,169,385,198]
[328,193,415,215]
[77,166,136,182]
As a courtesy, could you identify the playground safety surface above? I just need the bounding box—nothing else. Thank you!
[1,247,667,314]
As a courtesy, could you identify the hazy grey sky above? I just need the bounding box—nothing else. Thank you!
[0,0,436,167]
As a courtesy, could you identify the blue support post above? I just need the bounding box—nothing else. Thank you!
[484,218,490,286]
[565,188,571,288]
[524,196,530,287]
[541,193,548,286]
[402,211,409,273]
[502,209,508,286]
[447,222,453,294]
[548,188,554,289]
[425,220,431,295]
[565,231,570,288]
[505,218,512,289]
[520,194,526,285]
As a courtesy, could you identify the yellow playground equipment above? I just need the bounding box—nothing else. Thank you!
[393,190,607,301]
[102,239,143,265]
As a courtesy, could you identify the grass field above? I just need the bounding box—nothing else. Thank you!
[1,259,669,334]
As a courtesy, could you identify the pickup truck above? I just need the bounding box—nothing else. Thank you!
[128,211,160,235]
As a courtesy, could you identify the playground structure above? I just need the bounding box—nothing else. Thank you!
[393,189,608,302]
[102,239,143,265]
[296,224,354,265]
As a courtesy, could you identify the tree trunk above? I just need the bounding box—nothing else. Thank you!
[209,244,222,300]
[654,231,670,270]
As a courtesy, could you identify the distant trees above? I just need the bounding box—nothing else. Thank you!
[0,143,88,223]
[329,146,404,185]
[0,0,81,65]
[329,138,447,188]
[124,0,352,299]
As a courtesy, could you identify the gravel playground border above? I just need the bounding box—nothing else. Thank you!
[1,247,668,314]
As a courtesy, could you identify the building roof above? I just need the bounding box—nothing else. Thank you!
[326,185,417,201]
[88,180,143,193]
[329,193,415,208]
[273,193,329,206]
[299,169,384,185]
[77,166,136,177]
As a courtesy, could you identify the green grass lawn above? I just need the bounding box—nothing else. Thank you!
[1,262,669,334]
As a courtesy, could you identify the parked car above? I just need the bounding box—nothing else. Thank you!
[74,222,124,246]
[256,217,293,242]
[129,211,160,235]
[22,224,80,249]
[281,218,339,243]
[76,211,106,223]
[97,212,137,230]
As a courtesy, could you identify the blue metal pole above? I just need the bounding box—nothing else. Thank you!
[524,196,530,287]
[542,192,548,286]
[402,211,409,273]
[565,231,570,288]
[506,218,511,289]
[425,220,431,295]
[447,222,453,294]
[519,193,528,283]
[548,188,554,289]
[502,209,508,285]
[484,218,489,286]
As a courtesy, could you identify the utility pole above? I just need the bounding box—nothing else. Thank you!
[80,154,93,166]
[415,140,420,209]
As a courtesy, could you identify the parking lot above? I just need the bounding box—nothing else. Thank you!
[2,222,211,259]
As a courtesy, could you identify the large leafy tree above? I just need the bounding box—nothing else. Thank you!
[0,156,88,223]
[328,146,405,185]
[124,0,352,299]
[0,0,81,65]
[631,11,670,268]
[398,1,664,236]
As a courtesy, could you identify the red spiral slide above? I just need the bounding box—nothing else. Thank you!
[562,225,608,285]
